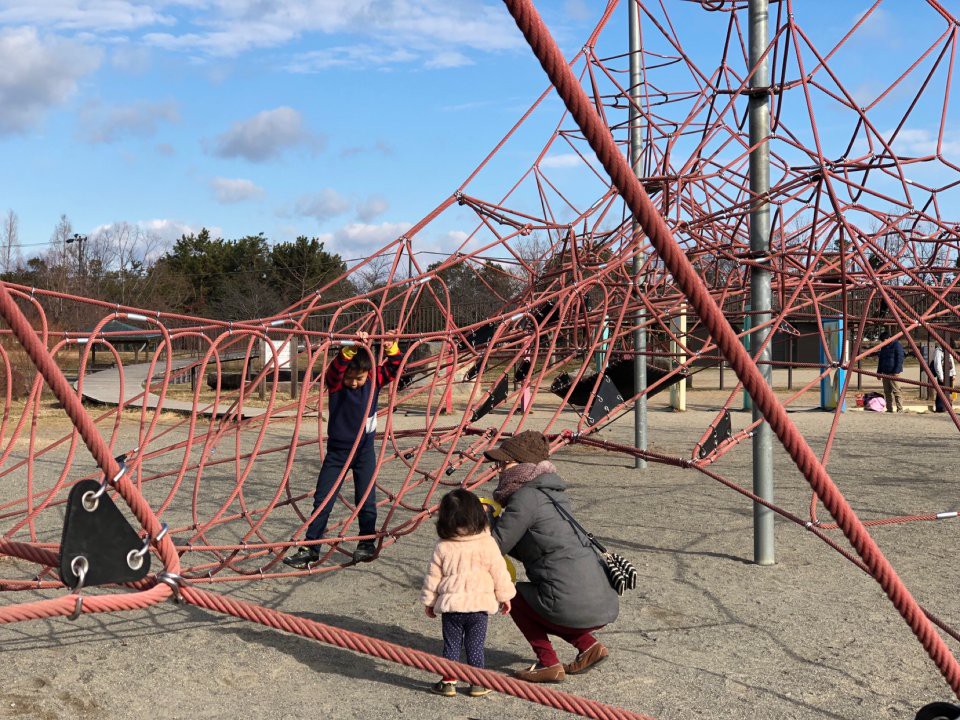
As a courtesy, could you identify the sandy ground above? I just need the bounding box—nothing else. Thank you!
[1,367,960,720]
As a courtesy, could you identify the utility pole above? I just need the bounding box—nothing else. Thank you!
[629,0,647,470]
[749,0,775,565]
[66,233,87,291]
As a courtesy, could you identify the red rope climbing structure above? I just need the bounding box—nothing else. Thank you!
[2,1,960,716]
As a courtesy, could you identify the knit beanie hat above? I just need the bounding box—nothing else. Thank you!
[483,430,550,464]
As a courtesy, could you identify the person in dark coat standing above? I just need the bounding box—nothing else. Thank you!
[876,330,905,413]
[484,431,618,684]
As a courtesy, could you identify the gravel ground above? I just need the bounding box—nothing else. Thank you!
[1,368,959,720]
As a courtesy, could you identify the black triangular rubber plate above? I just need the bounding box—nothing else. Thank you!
[59,479,151,589]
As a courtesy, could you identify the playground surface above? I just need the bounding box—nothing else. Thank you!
[2,374,959,720]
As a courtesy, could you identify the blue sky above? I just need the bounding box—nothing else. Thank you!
[0,0,596,266]
[0,1,956,275]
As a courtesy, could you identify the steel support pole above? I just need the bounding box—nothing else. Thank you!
[629,0,647,470]
[749,0,774,565]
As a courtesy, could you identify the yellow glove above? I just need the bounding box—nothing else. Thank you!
[479,497,516,582]
[340,345,357,360]
[479,497,503,517]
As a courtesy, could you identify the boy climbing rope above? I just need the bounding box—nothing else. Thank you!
[284,330,402,567]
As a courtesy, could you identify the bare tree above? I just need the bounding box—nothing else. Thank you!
[48,214,75,288]
[92,222,164,304]
[1,210,21,274]
[514,231,552,285]
[353,254,393,293]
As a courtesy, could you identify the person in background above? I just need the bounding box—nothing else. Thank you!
[932,339,955,413]
[876,329,905,413]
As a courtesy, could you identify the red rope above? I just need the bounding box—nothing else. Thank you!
[181,585,653,720]
[500,0,960,696]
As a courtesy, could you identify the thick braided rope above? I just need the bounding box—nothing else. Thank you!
[0,281,178,610]
[0,538,58,567]
[500,0,960,695]
[0,584,171,624]
[181,585,654,720]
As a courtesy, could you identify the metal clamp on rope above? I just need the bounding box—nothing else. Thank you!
[156,570,184,603]
[67,555,89,621]
[71,556,89,594]
[81,458,128,513]
[127,522,168,572]
[68,594,84,621]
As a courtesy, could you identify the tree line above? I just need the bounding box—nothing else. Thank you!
[0,210,521,331]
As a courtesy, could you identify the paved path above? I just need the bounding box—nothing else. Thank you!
[76,358,310,419]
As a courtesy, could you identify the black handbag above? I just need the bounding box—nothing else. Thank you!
[539,489,637,596]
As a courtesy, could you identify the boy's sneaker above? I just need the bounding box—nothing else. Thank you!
[428,680,457,697]
[283,545,320,569]
[352,540,377,563]
[468,685,491,697]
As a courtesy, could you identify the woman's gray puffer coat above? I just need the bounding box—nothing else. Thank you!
[491,472,619,628]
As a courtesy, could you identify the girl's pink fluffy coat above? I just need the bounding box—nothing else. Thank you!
[420,530,516,614]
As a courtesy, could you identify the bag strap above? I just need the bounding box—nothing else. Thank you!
[537,488,608,554]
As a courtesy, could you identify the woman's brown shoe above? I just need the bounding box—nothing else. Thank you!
[563,642,609,675]
[515,663,565,683]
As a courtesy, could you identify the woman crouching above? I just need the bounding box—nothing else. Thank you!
[485,430,619,683]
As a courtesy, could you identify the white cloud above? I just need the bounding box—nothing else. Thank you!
[356,195,389,222]
[77,99,180,143]
[328,221,409,255]
[882,127,960,157]
[540,153,582,169]
[385,3,520,52]
[339,140,393,159]
[156,1,520,66]
[211,177,265,204]
[851,7,897,45]
[440,99,500,113]
[0,27,101,134]
[564,0,592,22]
[208,106,322,162]
[145,22,294,57]
[0,1,522,69]
[294,188,350,221]
[139,219,222,247]
[286,44,417,72]
[109,43,153,74]
[0,2,175,33]
[424,50,471,69]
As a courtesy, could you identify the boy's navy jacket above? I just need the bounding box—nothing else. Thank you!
[324,347,401,448]
[876,339,905,375]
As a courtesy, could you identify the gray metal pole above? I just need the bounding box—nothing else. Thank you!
[629,0,647,470]
[749,0,774,564]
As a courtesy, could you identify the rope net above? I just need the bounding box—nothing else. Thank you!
[1,0,960,714]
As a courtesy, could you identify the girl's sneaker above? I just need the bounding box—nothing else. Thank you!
[468,685,491,697]
[429,680,457,697]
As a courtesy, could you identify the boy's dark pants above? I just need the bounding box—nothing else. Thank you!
[305,441,377,540]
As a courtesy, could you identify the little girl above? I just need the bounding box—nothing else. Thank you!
[421,488,516,697]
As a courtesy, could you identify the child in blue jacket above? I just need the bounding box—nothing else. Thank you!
[284,331,401,566]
